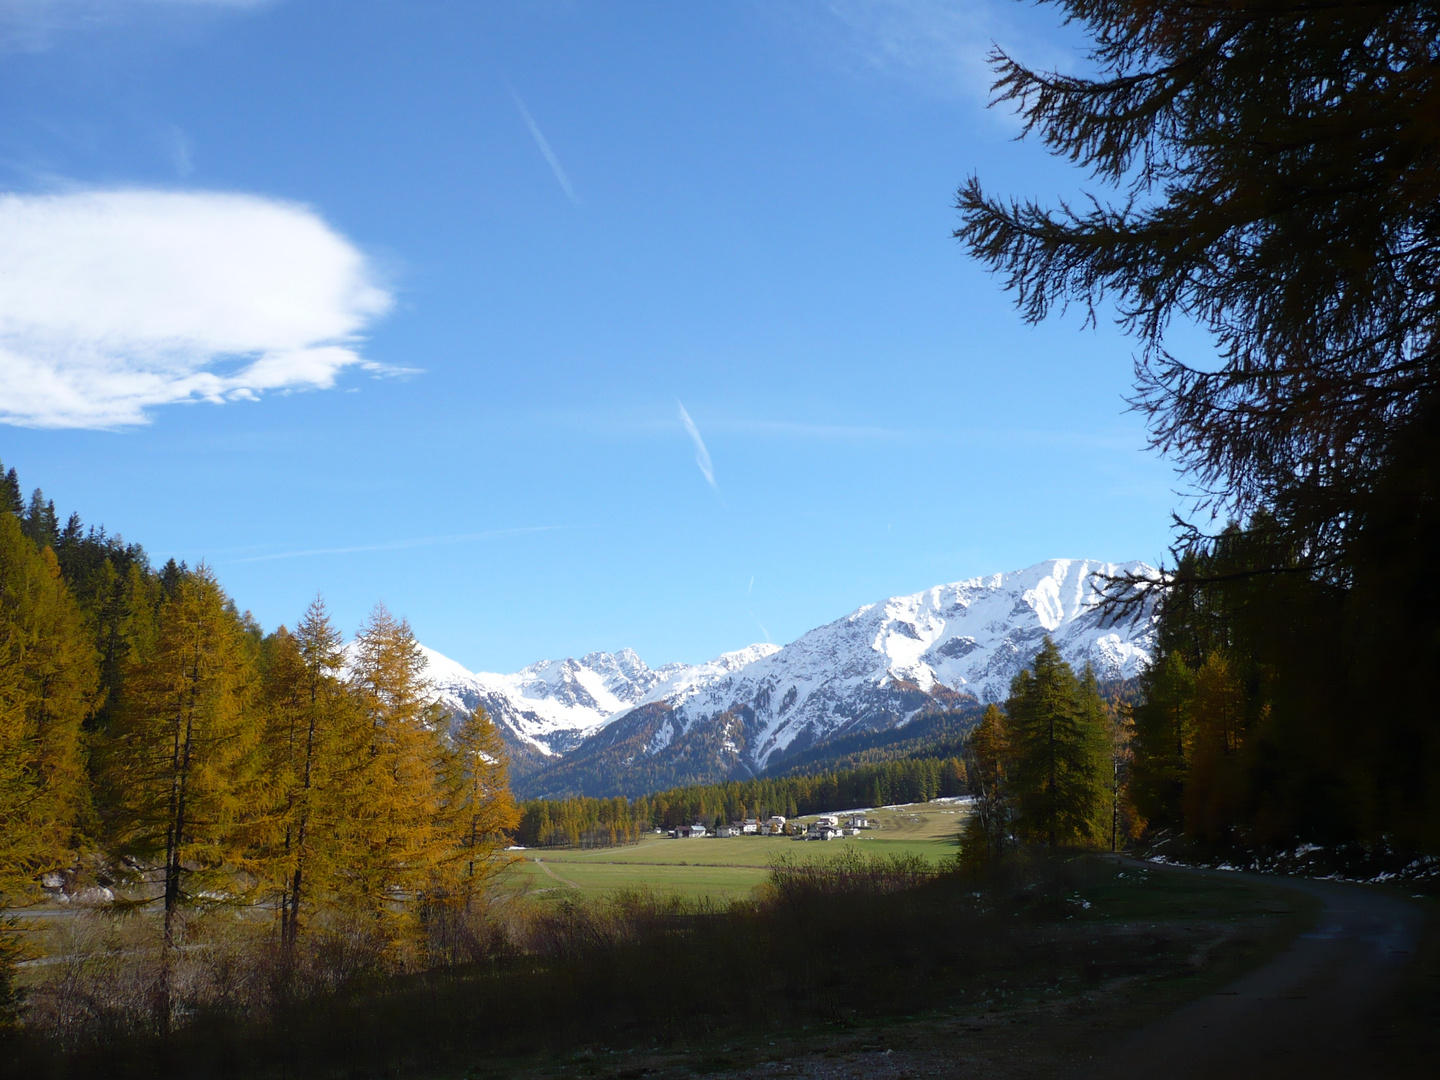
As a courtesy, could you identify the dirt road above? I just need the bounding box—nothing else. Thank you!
[1087,868,1425,1080]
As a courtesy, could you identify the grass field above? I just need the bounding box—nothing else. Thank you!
[504,799,966,900]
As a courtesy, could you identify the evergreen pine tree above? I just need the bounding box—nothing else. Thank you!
[87,559,161,734]
[21,489,59,550]
[1182,651,1250,844]
[1130,651,1198,832]
[158,558,188,598]
[1006,639,1108,849]
[0,466,21,518]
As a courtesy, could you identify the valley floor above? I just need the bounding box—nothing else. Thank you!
[14,828,1437,1079]
[505,800,964,900]
[478,862,1439,1080]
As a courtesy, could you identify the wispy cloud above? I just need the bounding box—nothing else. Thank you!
[677,401,716,488]
[826,0,998,100]
[511,91,579,205]
[818,0,1074,107]
[1,0,274,52]
[0,188,395,428]
[231,525,565,563]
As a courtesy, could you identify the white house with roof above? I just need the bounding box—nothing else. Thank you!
[806,820,843,840]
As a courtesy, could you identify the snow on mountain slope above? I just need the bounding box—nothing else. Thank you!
[421,558,1155,789]
[643,558,1156,769]
[421,644,781,762]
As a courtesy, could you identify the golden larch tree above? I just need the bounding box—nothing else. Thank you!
[97,565,261,1028]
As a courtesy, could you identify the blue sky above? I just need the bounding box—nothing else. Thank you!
[0,0,1188,672]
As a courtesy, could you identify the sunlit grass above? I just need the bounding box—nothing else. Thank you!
[507,800,965,900]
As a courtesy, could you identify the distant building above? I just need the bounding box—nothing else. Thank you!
[739,819,760,834]
[715,825,739,837]
[847,815,869,829]
[674,823,708,838]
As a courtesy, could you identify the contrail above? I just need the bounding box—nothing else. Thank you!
[677,401,716,488]
[511,91,579,204]
[232,525,566,563]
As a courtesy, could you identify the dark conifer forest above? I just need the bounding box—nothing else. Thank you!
[956,0,1440,858]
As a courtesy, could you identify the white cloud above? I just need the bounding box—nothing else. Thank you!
[0,189,394,428]
[677,401,716,489]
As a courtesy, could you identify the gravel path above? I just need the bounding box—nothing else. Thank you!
[1085,867,1424,1080]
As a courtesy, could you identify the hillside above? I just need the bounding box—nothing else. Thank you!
[422,558,1156,798]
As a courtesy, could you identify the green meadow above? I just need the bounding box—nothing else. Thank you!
[504,800,966,900]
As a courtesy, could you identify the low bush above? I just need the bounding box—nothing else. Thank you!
[762,848,936,903]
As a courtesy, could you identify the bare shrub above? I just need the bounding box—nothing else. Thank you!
[25,912,173,1048]
[508,886,728,960]
[419,895,517,969]
[762,849,936,905]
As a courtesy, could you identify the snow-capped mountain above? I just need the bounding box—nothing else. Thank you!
[421,643,780,765]
[637,557,1153,769]
[421,558,1156,795]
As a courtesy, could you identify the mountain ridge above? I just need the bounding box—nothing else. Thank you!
[422,558,1156,797]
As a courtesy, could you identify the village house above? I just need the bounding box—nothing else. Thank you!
[715,824,739,837]
[805,818,844,840]
[738,818,760,834]
[766,815,787,834]
[847,815,869,829]
[672,822,709,838]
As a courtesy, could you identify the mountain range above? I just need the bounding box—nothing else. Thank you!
[421,558,1156,798]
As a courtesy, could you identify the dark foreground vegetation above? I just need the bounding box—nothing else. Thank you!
[0,853,1320,1080]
